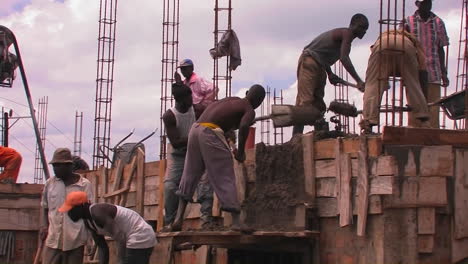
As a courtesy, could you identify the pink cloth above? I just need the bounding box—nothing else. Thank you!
[406,12,449,84]
[184,73,217,106]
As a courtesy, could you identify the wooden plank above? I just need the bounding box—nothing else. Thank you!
[339,152,352,227]
[215,248,228,264]
[454,150,468,239]
[370,155,396,176]
[382,126,468,147]
[418,235,434,253]
[317,198,338,217]
[135,148,145,216]
[234,161,246,204]
[153,237,173,264]
[157,159,166,231]
[417,208,435,235]
[383,177,447,208]
[195,246,209,264]
[315,136,382,160]
[316,178,337,197]
[212,195,221,217]
[100,167,108,203]
[369,176,394,195]
[245,147,256,182]
[302,133,316,202]
[356,135,369,236]
[452,237,468,264]
[143,205,158,221]
[0,197,41,209]
[335,138,342,206]
[420,146,453,177]
[0,208,40,230]
[295,204,306,229]
[144,161,159,176]
[0,183,43,195]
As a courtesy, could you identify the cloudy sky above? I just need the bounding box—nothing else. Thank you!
[0,0,463,182]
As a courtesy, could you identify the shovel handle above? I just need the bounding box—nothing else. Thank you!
[253,115,271,122]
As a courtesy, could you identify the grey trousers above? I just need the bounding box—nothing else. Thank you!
[164,148,213,225]
[42,246,84,264]
[178,124,240,212]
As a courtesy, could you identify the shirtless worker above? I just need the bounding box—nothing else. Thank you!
[293,13,369,135]
[169,84,266,232]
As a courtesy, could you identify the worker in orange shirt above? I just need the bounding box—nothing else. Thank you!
[0,146,22,183]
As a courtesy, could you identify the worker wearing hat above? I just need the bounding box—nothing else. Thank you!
[40,148,94,264]
[404,0,450,128]
[59,191,156,264]
[175,58,218,107]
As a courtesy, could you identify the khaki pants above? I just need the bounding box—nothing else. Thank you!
[42,246,84,264]
[293,53,327,134]
[362,34,429,126]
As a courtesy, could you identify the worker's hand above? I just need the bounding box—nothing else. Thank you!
[442,74,450,87]
[357,81,365,92]
[234,149,246,163]
[328,73,343,86]
[39,226,48,241]
[174,72,182,83]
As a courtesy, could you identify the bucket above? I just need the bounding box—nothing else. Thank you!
[245,127,256,149]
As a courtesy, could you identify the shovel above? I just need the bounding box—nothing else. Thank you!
[254,105,322,128]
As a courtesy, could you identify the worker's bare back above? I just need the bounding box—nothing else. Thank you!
[197,97,254,132]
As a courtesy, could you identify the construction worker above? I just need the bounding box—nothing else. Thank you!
[404,0,450,128]
[0,146,22,183]
[169,84,266,232]
[40,148,94,264]
[162,83,214,229]
[293,13,368,135]
[59,191,156,264]
[72,155,90,172]
[174,59,218,107]
[360,30,430,133]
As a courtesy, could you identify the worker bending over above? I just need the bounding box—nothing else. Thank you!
[293,13,369,135]
[0,146,22,183]
[59,191,156,264]
[169,84,266,232]
[360,30,430,133]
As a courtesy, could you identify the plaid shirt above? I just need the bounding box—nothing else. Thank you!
[406,11,449,84]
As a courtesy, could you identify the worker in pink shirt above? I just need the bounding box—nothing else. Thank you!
[175,59,218,107]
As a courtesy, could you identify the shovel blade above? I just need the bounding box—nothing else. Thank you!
[270,105,322,128]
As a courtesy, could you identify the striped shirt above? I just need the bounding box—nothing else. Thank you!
[406,11,449,84]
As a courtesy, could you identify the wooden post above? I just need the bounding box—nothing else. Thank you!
[302,133,316,204]
[158,159,167,231]
[339,152,352,227]
[357,135,369,236]
[135,148,145,216]
[100,166,108,203]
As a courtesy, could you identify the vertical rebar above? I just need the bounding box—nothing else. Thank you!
[93,0,118,169]
[160,0,180,159]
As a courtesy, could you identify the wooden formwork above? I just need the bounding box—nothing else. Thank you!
[0,184,43,264]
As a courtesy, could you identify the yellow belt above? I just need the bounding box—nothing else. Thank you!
[199,122,220,129]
